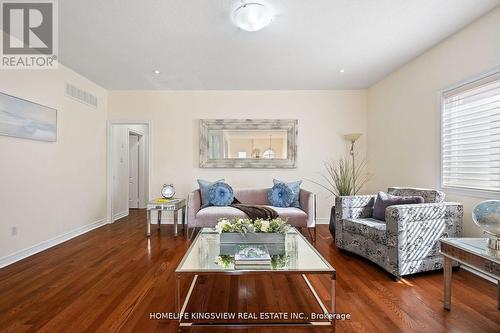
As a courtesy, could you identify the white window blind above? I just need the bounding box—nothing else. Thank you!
[441,71,500,193]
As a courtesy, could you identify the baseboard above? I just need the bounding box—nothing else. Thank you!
[461,265,498,284]
[0,218,108,269]
[113,210,128,221]
[315,217,329,225]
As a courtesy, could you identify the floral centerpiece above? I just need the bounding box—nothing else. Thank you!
[215,217,290,244]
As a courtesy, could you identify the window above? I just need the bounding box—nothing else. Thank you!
[441,70,500,193]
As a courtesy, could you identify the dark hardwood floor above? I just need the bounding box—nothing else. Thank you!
[0,209,498,332]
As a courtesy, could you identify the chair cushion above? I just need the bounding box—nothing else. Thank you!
[373,191,424,221]
[265,206,308,228]
[195,206,308,228]
[343,218,387,244]
[196,206,247,227]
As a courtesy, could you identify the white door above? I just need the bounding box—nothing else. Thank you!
[129,134,140,209]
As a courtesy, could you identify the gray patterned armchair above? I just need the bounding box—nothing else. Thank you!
[335,187,463,279]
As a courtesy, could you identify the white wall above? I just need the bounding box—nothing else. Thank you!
[0,65,108,262]
[108,90,368,222]
[111,123,149,220]
[367,7,500,236]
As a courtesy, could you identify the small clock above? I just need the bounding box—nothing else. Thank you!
[161,184,175,199]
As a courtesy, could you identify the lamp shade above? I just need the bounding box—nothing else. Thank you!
[344,133,363,142]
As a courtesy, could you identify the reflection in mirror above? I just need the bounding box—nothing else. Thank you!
[208,130,288,160]
[200,119,297,168]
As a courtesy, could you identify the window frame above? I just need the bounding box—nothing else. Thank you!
[439,67,500,199]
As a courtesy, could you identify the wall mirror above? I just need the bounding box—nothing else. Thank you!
[199,119,297,168]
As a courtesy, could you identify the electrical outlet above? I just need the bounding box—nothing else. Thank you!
[11,226,17,236]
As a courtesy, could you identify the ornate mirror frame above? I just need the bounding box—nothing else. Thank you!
[199,119,298,168]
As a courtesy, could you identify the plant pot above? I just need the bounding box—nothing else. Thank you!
[220,232,285,244]
[220,243,286,256]
[329,206,336,238]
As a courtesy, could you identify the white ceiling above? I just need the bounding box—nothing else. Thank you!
[59,0,500,90]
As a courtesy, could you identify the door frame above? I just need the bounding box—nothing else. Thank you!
[107,120,152,224]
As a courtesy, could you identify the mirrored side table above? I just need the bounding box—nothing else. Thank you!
[146,199,186,237]
[440,238,500,310]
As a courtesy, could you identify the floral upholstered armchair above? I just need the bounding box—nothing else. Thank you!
[335,187,463,279]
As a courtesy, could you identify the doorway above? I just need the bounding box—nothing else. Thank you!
[108,122,150,222]
[128,132,141,209]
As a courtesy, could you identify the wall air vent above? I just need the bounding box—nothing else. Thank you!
[65,83,98,108]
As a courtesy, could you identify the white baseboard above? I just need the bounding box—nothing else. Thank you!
[113,210,128,222]
[315,217,329,225]
[0,218,108,268]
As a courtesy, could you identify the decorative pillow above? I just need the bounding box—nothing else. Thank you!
[208,182,234,206]
[197,179,225,208]
[268,182,294,208]
[373,191,424,221]
[273,179,302,208]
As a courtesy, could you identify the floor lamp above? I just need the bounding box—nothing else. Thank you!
[344,133,362,194]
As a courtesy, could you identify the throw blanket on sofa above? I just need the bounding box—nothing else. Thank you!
[230,200,279,220]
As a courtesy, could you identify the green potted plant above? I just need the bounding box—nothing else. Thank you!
[307,156,369,237]
[215,217,290,244]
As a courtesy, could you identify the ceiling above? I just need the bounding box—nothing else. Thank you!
[59,0,500,90]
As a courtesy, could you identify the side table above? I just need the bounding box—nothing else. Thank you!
[146,199,186,237]
[440,238,499,310]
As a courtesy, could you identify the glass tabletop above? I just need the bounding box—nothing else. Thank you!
[440,238,500,263]
[176,228,335,274]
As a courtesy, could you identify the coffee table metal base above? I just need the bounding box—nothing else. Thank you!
[175,272,336,332]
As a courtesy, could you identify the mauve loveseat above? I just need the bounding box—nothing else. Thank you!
[187,188,316,239]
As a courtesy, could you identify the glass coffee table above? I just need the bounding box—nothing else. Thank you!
[175,228,336,332]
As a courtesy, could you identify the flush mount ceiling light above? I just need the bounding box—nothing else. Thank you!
[153,69,161,75]
[232,2,273,32]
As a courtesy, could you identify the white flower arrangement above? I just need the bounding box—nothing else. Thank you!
[214,217,290,235]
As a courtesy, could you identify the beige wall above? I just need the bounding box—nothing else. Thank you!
[0,65,108,261]
[367,7,500,236]
[108,90,368,222]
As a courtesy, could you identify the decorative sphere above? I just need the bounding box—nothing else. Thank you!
[472,200,500,237]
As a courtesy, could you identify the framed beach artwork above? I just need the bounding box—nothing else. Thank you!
[0,92,57,142]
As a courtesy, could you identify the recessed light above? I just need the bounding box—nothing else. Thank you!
[153,69,161,75]
[339,69,345,73]
[232,3,273,32]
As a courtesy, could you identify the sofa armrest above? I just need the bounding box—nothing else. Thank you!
[299,189,316,228]
[385,202,464,272]
[385,202,463,229]
[187,190,202,228]
[334,195,376,248]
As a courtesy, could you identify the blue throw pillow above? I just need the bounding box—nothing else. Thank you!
[268,182,294,208]
[273,179,302,208]
[197,179,225,208]
[208,182,234,206]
